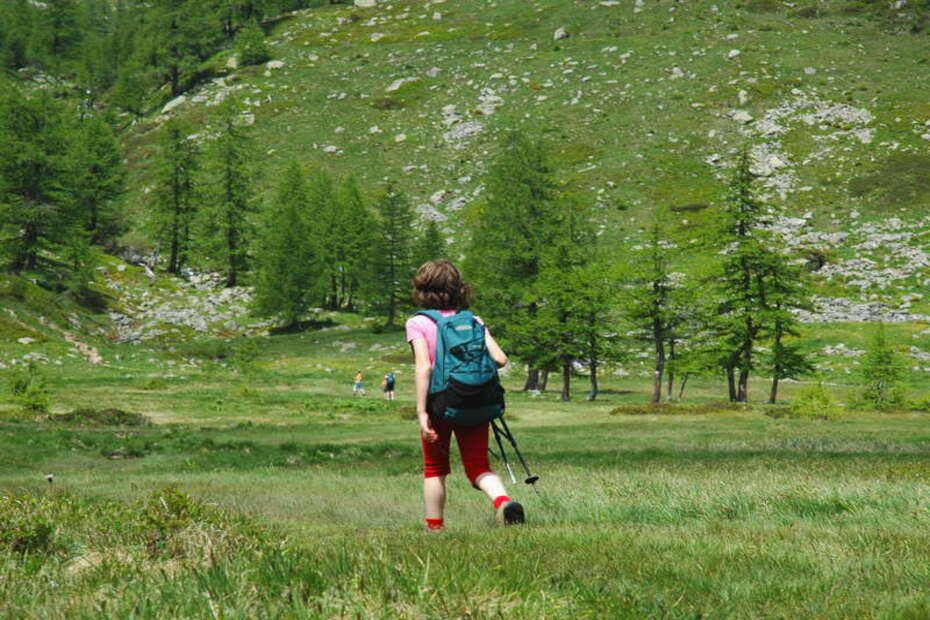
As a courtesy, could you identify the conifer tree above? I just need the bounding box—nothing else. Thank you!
[369,182,414,326]
[0,2,33,71]
[759,244,815,403]
[306,169,341,308]
[465,131,561,390]
[43,0,80,62]
[509,194,608,401]
[623,216,690,403]
[253,162,318,328]
[412,219,446,269]
[143,0,223,97]
[855,323,907,409]
[235,20,269,64]
[0,89,76,273]
[68,113,125,244]
[201,100,258,286]
[151,119,199,274]
[334,176,373,311]
[712,149,773,402]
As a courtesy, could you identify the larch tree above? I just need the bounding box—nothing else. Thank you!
[712,149,774,403]
[151,118,199,275]
[334,176,373,311]
[252,162,319,328]
[68,112,125,245]
[412,219,446,269]
[201,99,259,287]
[0,89,76,274]
[758,239,815,403]
[622,215,694,403]
[465,131,561,391]
[369,182,414,326]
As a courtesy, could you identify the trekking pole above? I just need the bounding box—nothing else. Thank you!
[492,417,540,492]
[490,421,517,484]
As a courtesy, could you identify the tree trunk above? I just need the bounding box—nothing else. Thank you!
[539,370,549,391]
[523,368,540,392]
[737,368,749,402]
[652,326,665,404]
[588,357,598,401]
[169,210,180,274]
[666,339,675,401]
[226,219,238,287]
[727,366,737,402]
[386,255,396,325]
[678,372,690,400]
[769,322,783,404]
[561,359,571,402]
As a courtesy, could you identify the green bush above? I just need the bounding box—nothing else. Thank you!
[6,362,50,414]
[0,495,57,555]
[789,382,844,420]
[53,408,151,426]
[236,21,270,66]
[852,324,907,410]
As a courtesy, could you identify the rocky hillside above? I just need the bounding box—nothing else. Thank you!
[121,0,930,304]
[5,0,930,380]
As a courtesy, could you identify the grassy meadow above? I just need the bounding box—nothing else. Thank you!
[3,319,930,618]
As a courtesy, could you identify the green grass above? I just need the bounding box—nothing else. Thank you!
[3,318,930,617]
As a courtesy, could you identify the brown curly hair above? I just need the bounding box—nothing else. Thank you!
[411,260,473,310]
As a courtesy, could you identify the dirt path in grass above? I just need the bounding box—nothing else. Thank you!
[63,334,103,365]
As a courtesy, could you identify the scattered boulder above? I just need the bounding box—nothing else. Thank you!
[355,0,378,6]
[553,27,569,41]
[730,109,754,123]
[161,95,186,115]
[386,77,417,92]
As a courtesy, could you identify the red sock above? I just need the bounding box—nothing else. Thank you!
[425,518,444,530]
[493,495,511,510]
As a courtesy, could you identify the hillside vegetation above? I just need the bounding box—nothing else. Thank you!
[127,0,930,224]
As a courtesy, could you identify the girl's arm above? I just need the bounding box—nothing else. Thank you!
[485,331,508,368]
[410,338,438,442]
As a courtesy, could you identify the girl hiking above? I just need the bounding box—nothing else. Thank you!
[405,260,525,531]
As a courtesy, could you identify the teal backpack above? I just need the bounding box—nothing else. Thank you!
[416,310,505,426]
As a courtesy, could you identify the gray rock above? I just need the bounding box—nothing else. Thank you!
[161,95,187,115]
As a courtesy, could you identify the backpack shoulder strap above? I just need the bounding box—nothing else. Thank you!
[414,310,444,323]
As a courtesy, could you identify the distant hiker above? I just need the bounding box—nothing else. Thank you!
[405,259,524,531]
[352,370,365,396]
[382,372,396,400]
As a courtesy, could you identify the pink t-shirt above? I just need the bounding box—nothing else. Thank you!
[405,310,487,366]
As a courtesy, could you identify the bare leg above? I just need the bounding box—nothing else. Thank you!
[424,476,447,519]
[474,472,508,502]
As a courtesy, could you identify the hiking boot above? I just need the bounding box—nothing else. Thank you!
[496,500,525,525]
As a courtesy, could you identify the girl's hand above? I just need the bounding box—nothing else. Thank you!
[419,415,438,443]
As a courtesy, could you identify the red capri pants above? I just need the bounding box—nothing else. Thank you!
[422,418,491,485]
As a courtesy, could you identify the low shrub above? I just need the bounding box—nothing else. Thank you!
[609,402,745,416]
[0,496,58,554]
[788,383,844,420]
[53,408,151,426]
[6,362,50,414]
